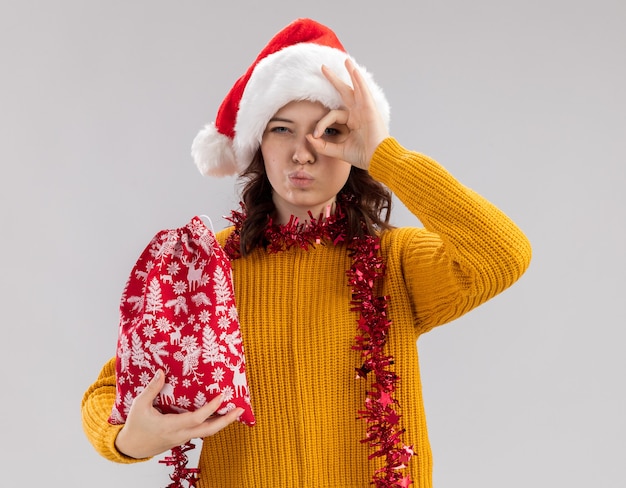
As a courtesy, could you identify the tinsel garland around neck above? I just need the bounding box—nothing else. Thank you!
[224,203,414,487]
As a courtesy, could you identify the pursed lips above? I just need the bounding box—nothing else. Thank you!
[288,171,315,187]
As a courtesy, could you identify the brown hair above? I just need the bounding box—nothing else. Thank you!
[236,149,394,255]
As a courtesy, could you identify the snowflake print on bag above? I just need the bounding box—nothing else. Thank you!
[108,216,255,427]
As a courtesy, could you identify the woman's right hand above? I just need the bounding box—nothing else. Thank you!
[114,369,243,459]
[308,58,390,172]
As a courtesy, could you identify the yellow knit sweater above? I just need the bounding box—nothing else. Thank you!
[81,138,531,487]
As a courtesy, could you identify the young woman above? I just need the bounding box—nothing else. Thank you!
[82,18,532,487]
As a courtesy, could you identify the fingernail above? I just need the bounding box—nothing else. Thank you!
[153,370,161,381]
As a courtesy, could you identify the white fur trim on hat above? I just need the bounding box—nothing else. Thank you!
[191,123,238,177]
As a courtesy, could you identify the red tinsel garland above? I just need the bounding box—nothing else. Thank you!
[158,441,200,488]
[225,203,414,486]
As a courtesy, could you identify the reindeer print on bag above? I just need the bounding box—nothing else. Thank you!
[108,216,255,427]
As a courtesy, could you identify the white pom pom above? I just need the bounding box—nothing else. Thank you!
[190,123,238,177]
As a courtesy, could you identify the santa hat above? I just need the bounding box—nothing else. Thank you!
[191,18,390,177]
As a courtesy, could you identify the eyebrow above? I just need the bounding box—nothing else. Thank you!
[268,116,293,124]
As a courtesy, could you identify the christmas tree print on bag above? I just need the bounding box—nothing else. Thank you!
[109,216,256,427]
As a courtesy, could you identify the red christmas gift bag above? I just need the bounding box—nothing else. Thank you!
[108,216,255,486]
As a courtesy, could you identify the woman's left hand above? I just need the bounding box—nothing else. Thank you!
[307,58,389,171]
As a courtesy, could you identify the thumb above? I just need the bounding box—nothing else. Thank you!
[135,369,165,405]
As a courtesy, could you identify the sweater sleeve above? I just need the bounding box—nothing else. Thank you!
[370,137,532,334]
[81,357,150,464]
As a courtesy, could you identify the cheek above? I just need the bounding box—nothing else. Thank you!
[331,163,352,188]
[261,143,286,171]
[262,158,284,191]
[261,137,286,161]
[260,146,277,172]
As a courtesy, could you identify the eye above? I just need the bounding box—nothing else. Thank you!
[269,126,290,134]
[321,125,348,142]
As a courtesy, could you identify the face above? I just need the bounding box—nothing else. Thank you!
[261,100,352,225]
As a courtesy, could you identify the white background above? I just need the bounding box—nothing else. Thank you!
[1,1,624,486]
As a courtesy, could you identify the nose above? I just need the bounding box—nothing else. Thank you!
[292,136,316,165]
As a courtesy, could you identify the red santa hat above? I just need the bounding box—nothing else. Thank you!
[191,18,390,177]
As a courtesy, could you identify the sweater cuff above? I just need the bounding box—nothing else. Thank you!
[105,424,151,464]
[369,137,436,192]
[81,396,150,464]
[369,137,405,183]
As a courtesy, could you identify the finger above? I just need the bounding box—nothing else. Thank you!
[197,408,245,438]
[306,133,344,161]
[344,58,362,100]
[189,392,225,422]
[164,395,239,443]
[321,64,355,105]
[344,58,377,109]
[312,109,349,138]
[134,369,165,406]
